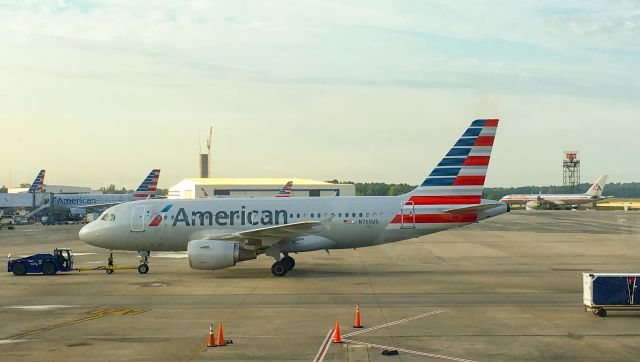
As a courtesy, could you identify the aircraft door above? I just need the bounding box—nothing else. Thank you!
[400,201,416,229]
[131,205,146,232]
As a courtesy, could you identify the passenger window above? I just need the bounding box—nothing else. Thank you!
[373,213,377,217]
[303,213,307,218]
[331,213,335,216]
[338,213,342,217]
[352,213,356,217]
[296,213,300,218]
[366,213,370,217]
[290,214,294,218]
[359,213,363,217]
[311,213,314,218]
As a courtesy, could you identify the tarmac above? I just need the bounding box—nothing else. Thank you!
[1,210,639,361]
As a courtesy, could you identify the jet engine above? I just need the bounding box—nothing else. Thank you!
[525,201,539,210]
[188,239,257,270]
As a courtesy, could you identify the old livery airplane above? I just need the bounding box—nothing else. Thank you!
[79,119,508,276]
[500,175,608,210]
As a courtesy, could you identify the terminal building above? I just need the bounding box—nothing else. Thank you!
[168,178,355,199]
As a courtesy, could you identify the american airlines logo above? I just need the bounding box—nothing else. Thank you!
[171,206,288,227]
[592,185,602,192]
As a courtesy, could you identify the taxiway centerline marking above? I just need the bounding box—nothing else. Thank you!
[343,339,478,362]
[341,309,445,338]
[312,329,334,362]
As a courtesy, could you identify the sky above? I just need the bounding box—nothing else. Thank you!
[1,0,639,189]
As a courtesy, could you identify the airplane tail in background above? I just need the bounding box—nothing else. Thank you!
[276,181,293,198]
[28,170,46,193]
[407,119,499,203]
[133,169,161,199]
[585,175,608,197]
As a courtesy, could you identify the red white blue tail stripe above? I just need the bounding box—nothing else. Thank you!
[276,181,293,198]
[28,170,46,193]
[389,119,499,227]
[133,169,161,199]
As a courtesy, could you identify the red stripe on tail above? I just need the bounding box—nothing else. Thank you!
[453,176,486,186]
[391,213,478,224]
[463,156,490,166]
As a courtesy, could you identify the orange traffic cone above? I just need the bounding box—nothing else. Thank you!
[333,320,342,343]
[207,323,215,347]
[353,302,363,328]
[215,323,226,347]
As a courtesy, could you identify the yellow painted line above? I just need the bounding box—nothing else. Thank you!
[6,308,146,340]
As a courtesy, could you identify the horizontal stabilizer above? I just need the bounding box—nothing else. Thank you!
[443,203,503,214]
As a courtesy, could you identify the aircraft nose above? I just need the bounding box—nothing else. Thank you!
[79,223,98,245]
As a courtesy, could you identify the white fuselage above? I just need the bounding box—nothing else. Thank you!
[79,196,507,252]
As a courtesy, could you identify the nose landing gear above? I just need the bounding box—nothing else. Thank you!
[138,251,150,274]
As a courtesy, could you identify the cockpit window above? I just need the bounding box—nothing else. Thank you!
[109,214,116,222]
[101,214,109,221]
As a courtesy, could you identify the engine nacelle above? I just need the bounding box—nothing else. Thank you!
[525,200,540,210]
[188,239,257,270]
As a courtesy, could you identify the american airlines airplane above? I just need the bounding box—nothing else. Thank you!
[79,119,508,276]
[51,169,161,210]
[500,175,608,210]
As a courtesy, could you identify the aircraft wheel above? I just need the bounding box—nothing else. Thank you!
[271,261,288,277]
[12,263,27,276]
[597,308,607,318]
[282,256,296,271]
[42,261,57,275]
[106,269,114,275]
[137,264,149,274]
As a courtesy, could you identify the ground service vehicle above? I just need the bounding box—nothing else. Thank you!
[7,249,73,276]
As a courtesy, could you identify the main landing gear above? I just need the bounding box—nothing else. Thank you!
[271,254,296,277]
[138,251,150,274]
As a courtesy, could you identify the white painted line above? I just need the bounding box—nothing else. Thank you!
[343,339,477,362]
[0,339,31,344]
[312,329,334,362]
[342,310,445,338]
[72,253,97,256]
[4,305,80,311]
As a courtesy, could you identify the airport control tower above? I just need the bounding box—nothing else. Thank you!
[199,127,212,178]
[563,150,580,191]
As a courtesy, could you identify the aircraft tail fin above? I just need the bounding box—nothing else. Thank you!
[133,169,161,199]
[585,175,607,197]
[406,119,499,204]
[276,181,293,198]
[28,170,46,193]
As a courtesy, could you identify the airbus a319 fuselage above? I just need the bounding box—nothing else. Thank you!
[79,119,508,276]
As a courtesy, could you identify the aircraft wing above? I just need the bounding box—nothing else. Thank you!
[443,203,503,214]
[211,221,323,249]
